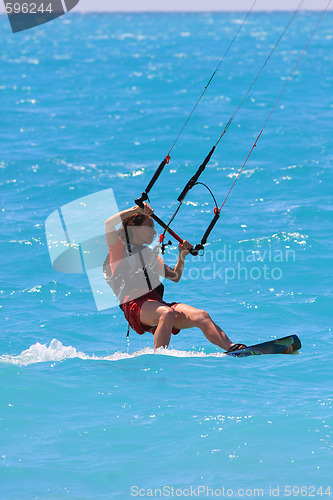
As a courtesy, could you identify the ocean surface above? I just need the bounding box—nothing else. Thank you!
[1,9,332,500]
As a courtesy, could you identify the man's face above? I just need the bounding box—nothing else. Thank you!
[140,216,157,244]
[131,216,156,245]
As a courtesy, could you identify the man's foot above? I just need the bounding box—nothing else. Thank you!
[226,343,247,353]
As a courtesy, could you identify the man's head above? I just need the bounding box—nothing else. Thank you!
[121,213,156,246]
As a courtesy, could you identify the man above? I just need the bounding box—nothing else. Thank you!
[104,202,245,352]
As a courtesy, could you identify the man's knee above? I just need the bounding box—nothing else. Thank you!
[195,309,211,325]
[158,306,175,322]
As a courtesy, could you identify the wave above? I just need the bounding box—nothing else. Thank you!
[0,339,226,366]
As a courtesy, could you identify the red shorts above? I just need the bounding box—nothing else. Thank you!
[122,290,180,336]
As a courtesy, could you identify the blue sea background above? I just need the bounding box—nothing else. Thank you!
[1,9,332,500]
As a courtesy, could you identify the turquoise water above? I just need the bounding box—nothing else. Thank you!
[1,10,333,499]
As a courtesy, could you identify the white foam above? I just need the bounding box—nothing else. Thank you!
[0,339,226,366]
[0,339,91,366]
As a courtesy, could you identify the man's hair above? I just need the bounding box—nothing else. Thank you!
[117,213,148,243]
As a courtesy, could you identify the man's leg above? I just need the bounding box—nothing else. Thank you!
[172,303,233,351]
[140,300,175,349]
[140,300,235,351]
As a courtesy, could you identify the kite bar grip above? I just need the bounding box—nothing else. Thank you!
[135,156,171,207]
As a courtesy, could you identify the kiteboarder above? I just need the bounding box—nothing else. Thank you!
[104,202,246,352]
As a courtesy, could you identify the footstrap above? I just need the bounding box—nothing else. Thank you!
[226,343,247,353]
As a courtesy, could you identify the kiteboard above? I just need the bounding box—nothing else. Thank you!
[226,335,302,357]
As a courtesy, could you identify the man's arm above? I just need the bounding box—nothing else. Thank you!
[105,203,153,247]
[164,241,192,282]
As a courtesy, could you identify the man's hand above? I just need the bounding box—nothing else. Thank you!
[178,240,193,258]
[136,202,154,216]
